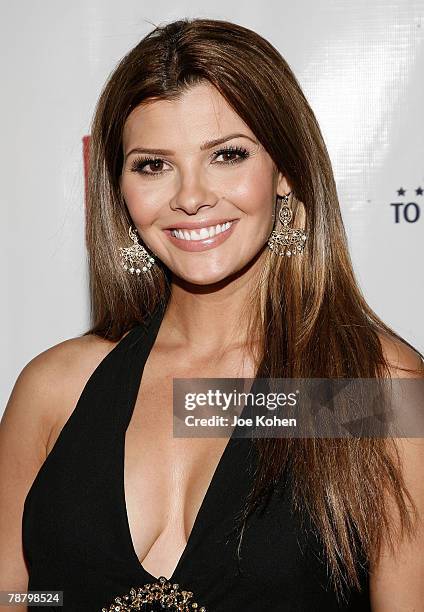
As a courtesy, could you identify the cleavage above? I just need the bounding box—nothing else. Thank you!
[123,369,231,579]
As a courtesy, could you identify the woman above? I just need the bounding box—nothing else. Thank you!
[1,17,423,612]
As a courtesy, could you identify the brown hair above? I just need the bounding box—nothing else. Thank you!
[85,17,423,600]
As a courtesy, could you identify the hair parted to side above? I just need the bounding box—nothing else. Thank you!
[85,17,424,601]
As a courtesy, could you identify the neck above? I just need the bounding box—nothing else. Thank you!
[163,250,266,354]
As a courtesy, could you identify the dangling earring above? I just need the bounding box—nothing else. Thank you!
[267,193,307,257]
[118,225,155,275]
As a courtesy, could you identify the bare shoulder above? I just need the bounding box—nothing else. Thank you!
[377,331,424,378]
[2,331,124,454]
[26,330,122,392]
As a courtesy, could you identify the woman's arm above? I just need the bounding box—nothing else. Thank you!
[369,338,424,611]
[0,356,53,611]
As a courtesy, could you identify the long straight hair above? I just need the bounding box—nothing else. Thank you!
[85,17,423,599]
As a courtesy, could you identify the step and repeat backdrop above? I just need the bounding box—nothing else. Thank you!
[1,0,423,409]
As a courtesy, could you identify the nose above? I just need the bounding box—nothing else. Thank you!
[170,170,218,215]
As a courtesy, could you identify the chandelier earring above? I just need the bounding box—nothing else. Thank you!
[118,225,155,275]
[267,192,307,257]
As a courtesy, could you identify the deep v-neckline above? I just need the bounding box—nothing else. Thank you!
[117,302,256,583]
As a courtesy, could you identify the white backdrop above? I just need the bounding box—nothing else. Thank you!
[1,0,423,411]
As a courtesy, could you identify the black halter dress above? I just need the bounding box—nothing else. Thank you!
[22,302,371,611]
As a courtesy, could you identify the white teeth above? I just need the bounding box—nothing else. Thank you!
[170,221,233,241]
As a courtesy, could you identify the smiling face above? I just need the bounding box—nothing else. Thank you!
[120,81,289,285]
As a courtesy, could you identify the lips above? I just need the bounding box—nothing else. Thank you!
[163,219,238,252]
[170,221,233,241]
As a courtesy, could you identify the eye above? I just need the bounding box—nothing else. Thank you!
[130,156,168,178]
[213,145,250,165]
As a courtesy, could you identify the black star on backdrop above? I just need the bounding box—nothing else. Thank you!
[397,187,406,196]
[416,186,423,196]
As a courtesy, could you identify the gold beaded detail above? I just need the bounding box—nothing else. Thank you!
[267,194,307,257]
[101,575,207,611]
[118,226,155,275]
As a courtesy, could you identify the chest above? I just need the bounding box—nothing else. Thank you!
[123,347,257,579]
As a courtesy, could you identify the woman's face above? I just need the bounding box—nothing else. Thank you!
[120,82,289,285]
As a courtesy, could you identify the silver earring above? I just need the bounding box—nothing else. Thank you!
[267,193,307,257]
[118,226,155,275]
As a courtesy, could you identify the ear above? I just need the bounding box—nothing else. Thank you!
[276,172,292,198]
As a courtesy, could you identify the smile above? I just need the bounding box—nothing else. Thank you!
[170,221,233,241]
[164,219,238,252]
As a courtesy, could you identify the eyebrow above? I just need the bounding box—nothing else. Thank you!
[124,133,258,161]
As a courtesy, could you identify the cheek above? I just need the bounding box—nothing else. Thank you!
[232,180,275,228]
[227,166,275,214]
[121,178,161,227]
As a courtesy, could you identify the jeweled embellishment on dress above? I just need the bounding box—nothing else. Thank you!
[101,575,206,611]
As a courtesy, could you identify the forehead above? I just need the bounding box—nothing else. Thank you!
[122,82,251,149]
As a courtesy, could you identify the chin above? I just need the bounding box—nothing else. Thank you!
[172,266,236,287]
